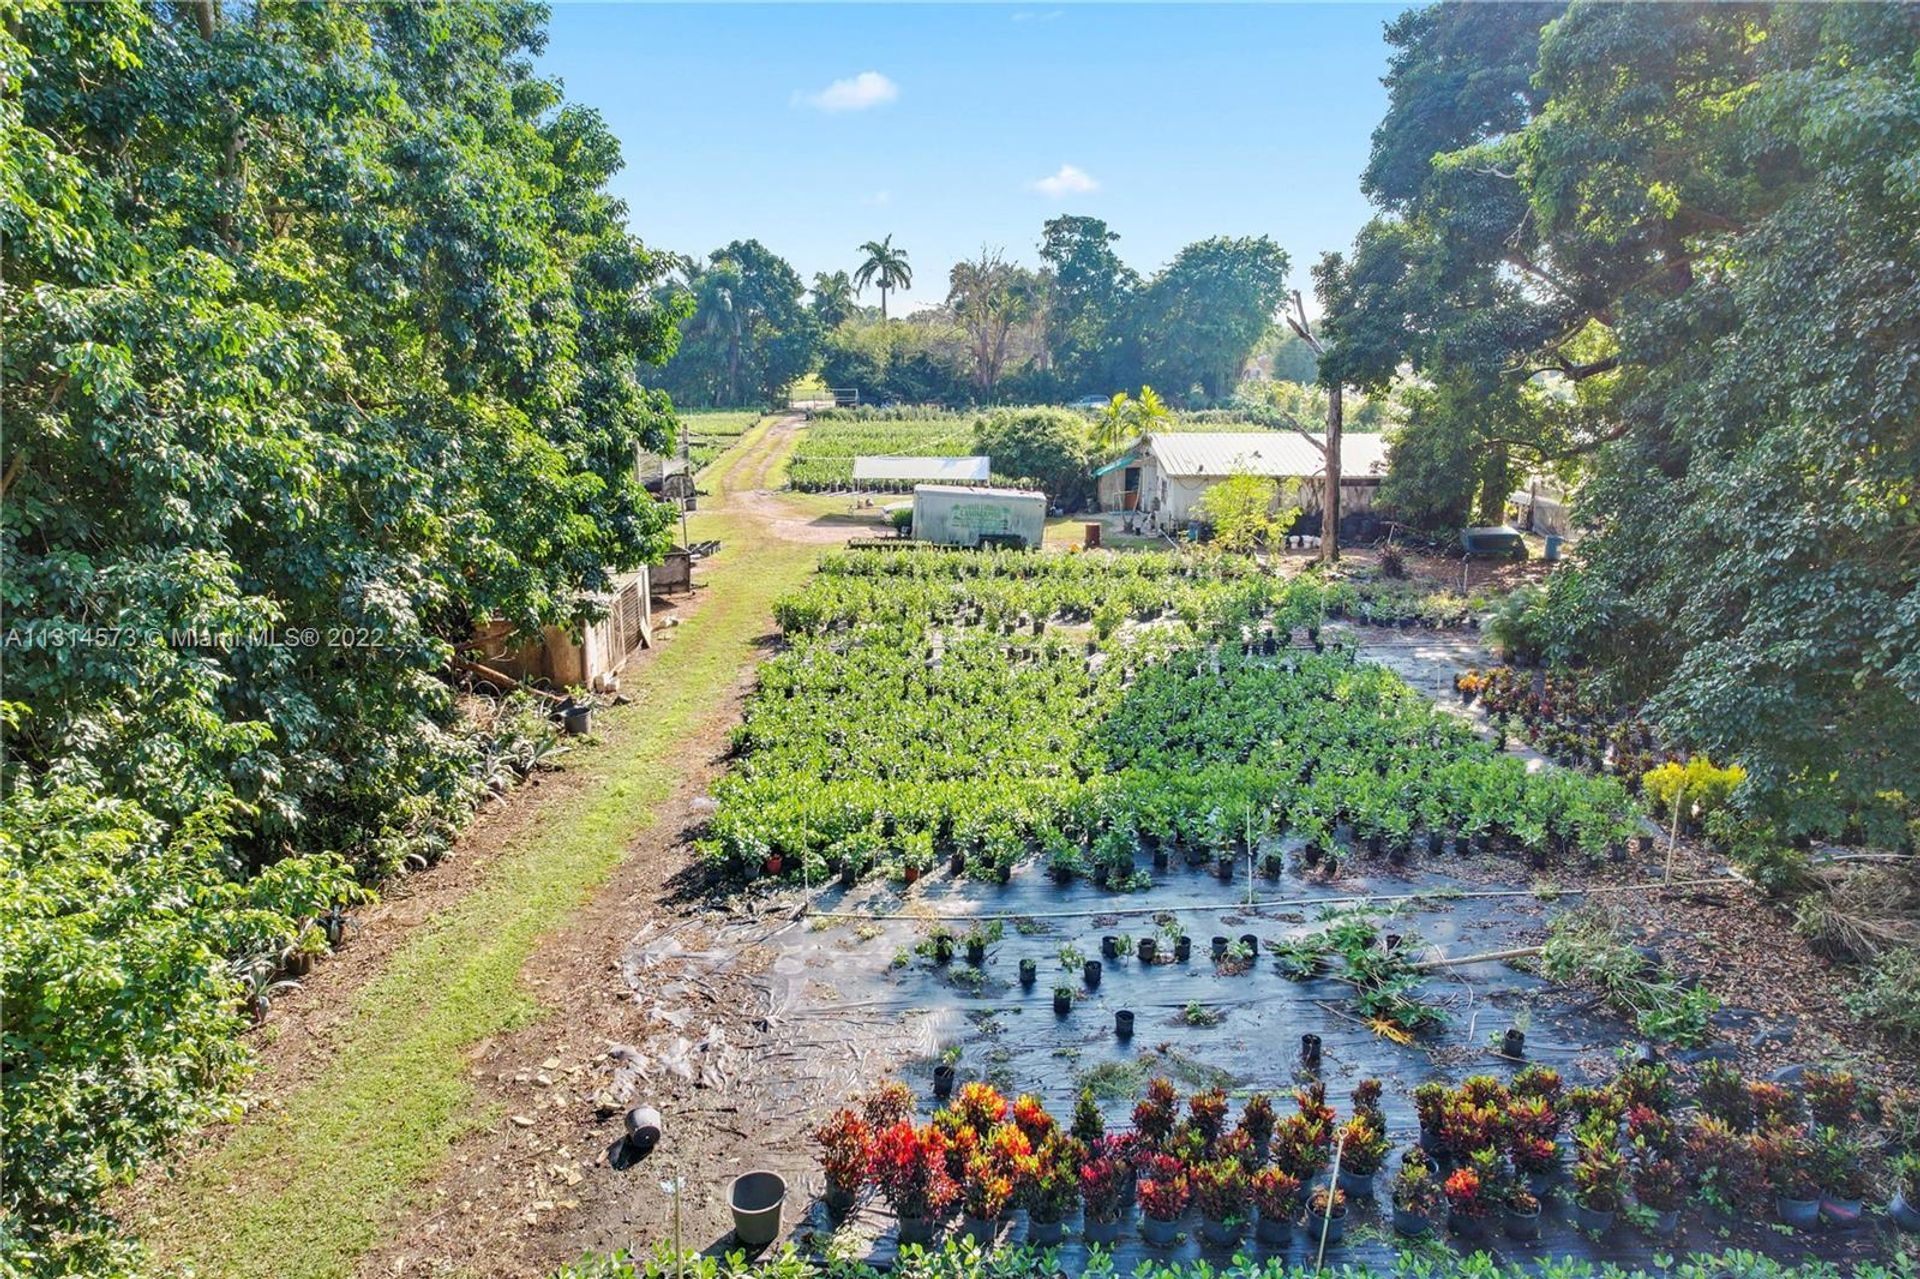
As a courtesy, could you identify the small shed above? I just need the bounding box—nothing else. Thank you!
[468,565,652,694]
[1094,431,1390,529]
[852,456,991,485]
[911,485,1046,549]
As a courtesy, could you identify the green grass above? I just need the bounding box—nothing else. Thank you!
[141,427,818,1279]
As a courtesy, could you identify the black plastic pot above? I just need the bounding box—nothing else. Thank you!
[933,936,953,964]
[838,861,858,888]
[949,852,966,877]
[1211,936,1229,961]
[996,861,1012,884]
[1115,1010,1135,1040]
[1301,1033,1323,1069]
[1239,933,1259,957]
[1175,934,1192,962]
[1053,991,1072,1016]
[1152,848,1170,872]
[1215,855,1235,881]
[1503,1028,1526,1059]
[1137,937,1157,963]
[1101,935,1120,960]
[1083,959,1103,989]
[1018,958,1037,986]
[1262,852,1283,878]
[933,1063,956,1098]
[966,938,987,966]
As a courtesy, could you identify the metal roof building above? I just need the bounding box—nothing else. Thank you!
[1095,431,1391,528]
[1110,431,1389,480]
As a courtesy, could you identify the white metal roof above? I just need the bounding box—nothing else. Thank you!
[853,455,991,482]
[914,484,1046,500]
[1143,432,1389,480]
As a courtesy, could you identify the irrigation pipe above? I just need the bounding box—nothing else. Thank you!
[797,872,1743,925]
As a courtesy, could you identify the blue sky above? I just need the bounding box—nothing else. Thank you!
[539,4,1403,309]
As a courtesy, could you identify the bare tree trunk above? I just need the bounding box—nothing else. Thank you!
[1320,383,1342,565]
[880,286,888,323]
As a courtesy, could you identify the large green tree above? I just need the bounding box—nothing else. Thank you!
[0,1,686,1266]
[655,240,816,407]
[1137,235,1291,403]
[1334,1,1920,834]
[1037,214,1139,395]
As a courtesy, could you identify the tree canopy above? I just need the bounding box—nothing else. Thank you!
[653,240,816,407]
[1332,0,1920,835]
[1,1,686,1266]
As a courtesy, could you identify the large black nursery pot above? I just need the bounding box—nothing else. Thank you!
[966,937,987,966]
[1175,934,1193,962]
[1018,958,1037,986]
[933,1062,956,1098]
[1137,937,1157,963]
[1115,1010,1135,1040]
[1301,1033,1323,1069]
[1083,959,1103,989]
[1101,935,1120,960]
[1211,936,1229,961]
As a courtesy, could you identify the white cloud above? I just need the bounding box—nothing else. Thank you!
[862,189,892,207]
[794,71,899,113]
[1031,164,1100,197]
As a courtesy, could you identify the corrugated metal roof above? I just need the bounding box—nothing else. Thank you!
[1144,432,1389,479]
[853,455,991,482]
[914,484,1046,500]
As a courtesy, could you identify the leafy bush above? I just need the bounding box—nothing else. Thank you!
[1641,758,1746,828]
[1486,586,1552,664]
[1,784,363,1266]
[972,408,1090,505]
[1847,947,1920,1045]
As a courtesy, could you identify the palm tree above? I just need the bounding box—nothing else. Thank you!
[810,270,856,329]
[853,235,912,321]
[1094,385,1168,454]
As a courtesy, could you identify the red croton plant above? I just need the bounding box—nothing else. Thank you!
[868,1120,958,1221]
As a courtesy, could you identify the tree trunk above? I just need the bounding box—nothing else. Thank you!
[1319,383,1343,565]
[880,286,888,323]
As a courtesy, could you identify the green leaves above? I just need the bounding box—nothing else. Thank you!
[3,2,686,1262]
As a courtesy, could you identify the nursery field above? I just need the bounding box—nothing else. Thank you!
[681,410,766,472]
[705,550,1637,885]
[786,411,980,491]
[607,548,1915,1274]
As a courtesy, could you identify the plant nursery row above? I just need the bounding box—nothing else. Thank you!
[805,1062,1920,1257]
[705,551,1637,883]
[554,1242,1918,1279]
[786,417,979,491]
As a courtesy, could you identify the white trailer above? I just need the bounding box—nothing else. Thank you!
[911,484,1047,549]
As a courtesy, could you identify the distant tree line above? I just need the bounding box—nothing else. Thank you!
[647,220,1298,410]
